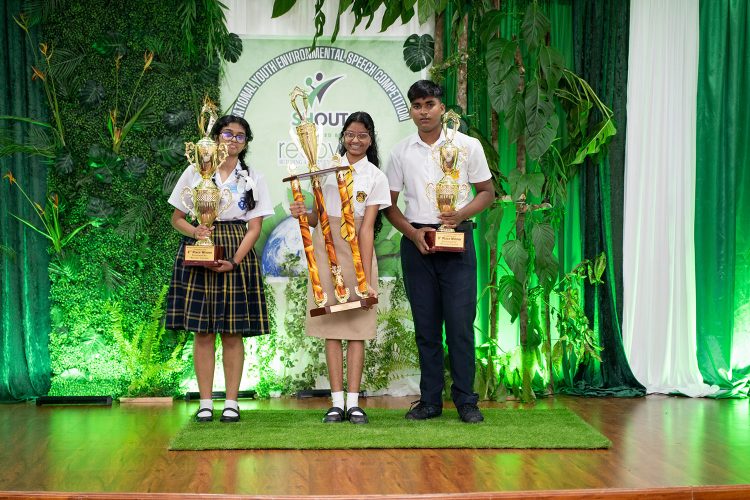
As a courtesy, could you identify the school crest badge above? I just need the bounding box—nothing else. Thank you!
[356,191,367,203]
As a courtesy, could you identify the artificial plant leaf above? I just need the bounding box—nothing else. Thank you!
[79,79,105,108]
[151,137,185,167]
[479,9,504,45]
[381,0,402,32]
[521,2,550,51]
[116,198,153,240]
[92,31,127,57]
[502,239,529,285]
[54,150,73,174]
[508,168,523,200]
[593,252,607,284]
[571,118,616,165]
[539,45,564,92]
[418,0,440,25]
[87,144,121,170]
[162,170,182,195]
[86,196,116,219]
[526,113,558,160]
[122,95,157,134]
[271,0,297,17]
[163,110,192,131]
[498,275,523,323]
[222,33,243,63]
[524,81,555,135]
[531,223,555,263]
[124,157,148,179]
[524,172,545,198]
[403,34,434,72]
[504,93,526,144]
[486,38,517,81]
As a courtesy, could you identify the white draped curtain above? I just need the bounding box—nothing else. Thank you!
[622,0,716,396]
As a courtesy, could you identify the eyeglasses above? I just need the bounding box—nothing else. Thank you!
[219,130,247,143]
[343,131,370,141]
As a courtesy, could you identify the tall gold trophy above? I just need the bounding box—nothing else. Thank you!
[181,100,233,266]
[426,110,470,252]
[282,87,377,316]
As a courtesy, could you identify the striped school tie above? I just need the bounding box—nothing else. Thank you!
[340,166,354,241]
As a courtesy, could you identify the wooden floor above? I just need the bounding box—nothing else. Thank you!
[0,395,749,499]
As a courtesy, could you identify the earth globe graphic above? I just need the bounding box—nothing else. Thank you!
[261,216,311,277]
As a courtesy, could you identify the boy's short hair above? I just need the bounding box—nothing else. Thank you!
[407,80,444,103]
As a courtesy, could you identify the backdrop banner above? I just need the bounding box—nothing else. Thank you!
[221,37,419,278]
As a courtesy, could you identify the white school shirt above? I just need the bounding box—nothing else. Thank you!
[168,163,274,222]
[386,130,491,224]
[316,156,391,217]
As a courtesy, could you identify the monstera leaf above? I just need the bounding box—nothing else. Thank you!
[403,34,434,72]
[79,80,105,108]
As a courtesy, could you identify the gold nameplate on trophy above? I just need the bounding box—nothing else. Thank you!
[425,229,465,253]
[184,245,224,266]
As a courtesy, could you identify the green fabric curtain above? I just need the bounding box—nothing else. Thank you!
[0,0,52,401]
[695,0,750,398]
[568,0,644,396]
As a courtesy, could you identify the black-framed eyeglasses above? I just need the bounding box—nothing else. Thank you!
[220,130,247,143]
[343,131,370,141]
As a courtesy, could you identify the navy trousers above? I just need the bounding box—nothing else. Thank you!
[400,224,479,407]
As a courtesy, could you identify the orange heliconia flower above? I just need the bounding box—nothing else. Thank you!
[3,171,17,184]
[143,51,154,71]
[31,66,46,81]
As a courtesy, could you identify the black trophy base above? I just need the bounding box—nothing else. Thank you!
[309,297,378,317]
[183,245,224,267]
[425,229,465,253]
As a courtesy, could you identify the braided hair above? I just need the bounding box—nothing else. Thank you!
[210,115,256,211]
[338,112,383,237]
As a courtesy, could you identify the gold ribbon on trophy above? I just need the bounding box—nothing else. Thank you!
[282,87,376,316]
[426,109,470,252]
[181,98,233,266]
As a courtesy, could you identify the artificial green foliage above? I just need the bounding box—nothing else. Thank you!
[38,0,220,398]
[403,34,435,72]
[107,285,190,397]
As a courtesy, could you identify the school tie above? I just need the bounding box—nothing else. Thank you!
[340,166,354,240]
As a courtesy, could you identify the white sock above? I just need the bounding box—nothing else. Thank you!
[224,399,239,411]
[330,391,345,412]
[197,399,213,418]
[347,392,362,415]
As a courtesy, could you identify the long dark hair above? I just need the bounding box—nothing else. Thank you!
[338,111,383,237]
[210,115,256,211]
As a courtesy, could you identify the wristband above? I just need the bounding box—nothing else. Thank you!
[228,257,238,270]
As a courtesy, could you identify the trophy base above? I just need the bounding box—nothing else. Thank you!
[425,229,465,253]
[183,245,224,267]
[309,297,378,317]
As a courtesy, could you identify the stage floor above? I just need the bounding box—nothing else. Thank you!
[1,395,748,499]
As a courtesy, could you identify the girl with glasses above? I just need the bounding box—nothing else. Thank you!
[166,115,273,423]
[290,111,391,424]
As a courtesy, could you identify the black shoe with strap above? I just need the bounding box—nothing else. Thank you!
[194,407,213,422]
[457,403,484,423]
[404,400,442,420]
[346,406,369,424]
[220,407,240,423]
[322,407,345,423]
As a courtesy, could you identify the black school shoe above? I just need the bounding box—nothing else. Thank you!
[404,400,442,420]
[346,406,369,424]
[194,408,213,422]
[457,403,484,423]
[220,407,240,423]
[322,407,345,423]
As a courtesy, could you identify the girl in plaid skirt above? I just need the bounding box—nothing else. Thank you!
[166,115,273,423]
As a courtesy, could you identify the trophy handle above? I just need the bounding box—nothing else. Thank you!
[290,86,310,123]
[185,142,196,166]
[217,188,233,217]
[426,182,436,208]
[457,183,470,206]
[216,142,229,166]
[443,109,461,143]
[180,187,195,219]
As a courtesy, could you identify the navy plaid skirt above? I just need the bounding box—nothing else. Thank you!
[166,221,269,337]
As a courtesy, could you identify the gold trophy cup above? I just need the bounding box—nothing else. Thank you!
[181,101,233,266]
[426,110,470,252]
